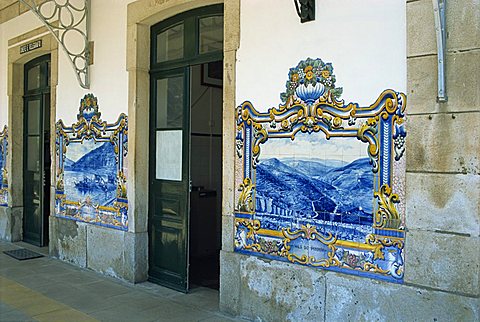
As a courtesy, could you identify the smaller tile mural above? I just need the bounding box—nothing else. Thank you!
[234,58,407,283]
[0,125,8,206]
[55,94,128,230]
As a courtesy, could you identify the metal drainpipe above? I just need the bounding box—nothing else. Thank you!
[432,0,447,102]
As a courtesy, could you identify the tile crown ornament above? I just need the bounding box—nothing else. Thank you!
[280,57,343,106]
[234,58,407,283]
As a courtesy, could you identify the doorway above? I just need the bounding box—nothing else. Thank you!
[189,62,223,289]
[23,54,51,247]
[148,5,223,292]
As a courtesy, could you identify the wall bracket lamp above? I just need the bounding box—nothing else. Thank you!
[294,0,315,23]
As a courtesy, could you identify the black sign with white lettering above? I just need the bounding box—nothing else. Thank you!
[20,40,42,54]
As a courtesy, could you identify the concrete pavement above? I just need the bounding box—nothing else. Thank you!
[0,241,246,322]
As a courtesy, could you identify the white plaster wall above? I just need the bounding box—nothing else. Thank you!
[236,0,406,111]
[0,11,43,127]
[0,0,136,128]
[56,0,136,124]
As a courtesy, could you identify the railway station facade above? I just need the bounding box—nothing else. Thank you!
[0,0,478,320]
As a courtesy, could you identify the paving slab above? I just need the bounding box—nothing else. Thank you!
[169,286,220,312]
[0,241,246,322]
[0,308,37,322]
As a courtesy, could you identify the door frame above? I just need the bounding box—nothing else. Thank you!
[126,0,239,285]
[22,54,51,246]
[148,4,223,292]
[5,30,58,243]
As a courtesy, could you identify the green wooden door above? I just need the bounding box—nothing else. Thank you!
[23,55,51,246]
[148,4,223,292]
[149,68,191,291]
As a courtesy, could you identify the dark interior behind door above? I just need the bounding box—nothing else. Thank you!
[148,4,223,293]
[23,54,51,247]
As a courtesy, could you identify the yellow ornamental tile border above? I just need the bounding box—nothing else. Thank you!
[234,57,407,283]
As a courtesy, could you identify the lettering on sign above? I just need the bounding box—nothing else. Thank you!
[20,40,42,54]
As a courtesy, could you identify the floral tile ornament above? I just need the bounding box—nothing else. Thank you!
[55,94,128,230]
[0,126,8,207]
[280,58,342,106]
[234,58,407,283]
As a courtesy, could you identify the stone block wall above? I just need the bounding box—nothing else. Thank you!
[220,0,480,320]
[404,0,479,298]
[0,207,22,241]
[50,216,148,283]
[220,251,479,321]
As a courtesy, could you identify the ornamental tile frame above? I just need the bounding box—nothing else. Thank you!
[0,126,8,207]
[55,94,128,230]
[234,58,407,283]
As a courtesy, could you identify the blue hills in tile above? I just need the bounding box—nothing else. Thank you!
[64,142,116,174]
[256,157,373,226]
[63,142,117,203]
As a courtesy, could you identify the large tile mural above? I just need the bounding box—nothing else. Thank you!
[55,94,128,230]
[234,58,407,283]
[0,125,7,207]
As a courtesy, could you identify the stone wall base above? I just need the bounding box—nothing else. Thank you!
[220,251,480,322]
[49,216,148,283]
[0,206,22,242]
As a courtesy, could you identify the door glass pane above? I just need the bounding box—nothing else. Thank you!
[156,130,183,181]
[24,205,40,236]
[157,23,184,63]
[156,76,184,128]
[25,180,41,204]
[199,16,223,54]
[46,61,50,87]
[27,136,40,172]
[27,99,41,135]
[27,65,41,91]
